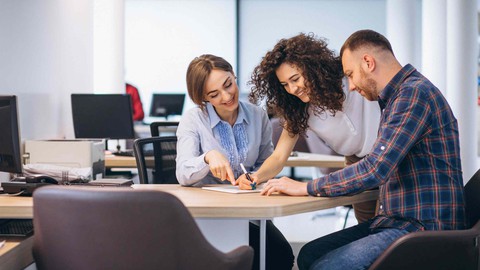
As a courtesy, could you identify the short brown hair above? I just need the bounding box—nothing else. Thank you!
[186,54,234,111]
[340,29,393,58]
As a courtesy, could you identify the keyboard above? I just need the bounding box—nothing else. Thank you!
[0,219,34,236]
[112,150,134,157]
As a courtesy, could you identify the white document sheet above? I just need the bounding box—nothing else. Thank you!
[201,185,262,194]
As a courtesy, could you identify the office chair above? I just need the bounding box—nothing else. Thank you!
[32,186,254,270]
[149,121,179,137]
[133,136,178,184]
[368,168,480,270]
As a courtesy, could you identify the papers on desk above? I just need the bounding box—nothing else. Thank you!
[23,163,91,181]
[202,185,262,194]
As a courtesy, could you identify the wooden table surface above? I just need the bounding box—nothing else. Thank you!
[131,184,377,218]
[0,185,377,219]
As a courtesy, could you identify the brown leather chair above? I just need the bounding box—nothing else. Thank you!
[369,169,480,270]
[32,186,254,270]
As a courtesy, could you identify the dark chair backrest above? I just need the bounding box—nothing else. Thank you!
[149,121,179,137]
[32,186,254,270]
[133,136,178,184]
[464,169,480,228]
[368,168,480,270]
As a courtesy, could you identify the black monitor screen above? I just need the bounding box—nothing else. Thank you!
[149,93,185,118]
[0,95,22,174]
[71,94,135,140]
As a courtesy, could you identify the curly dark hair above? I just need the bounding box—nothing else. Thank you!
[248,33,345,135]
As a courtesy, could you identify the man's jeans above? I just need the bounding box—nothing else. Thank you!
[298,220,409,270]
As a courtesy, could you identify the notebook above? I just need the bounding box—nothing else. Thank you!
[201,185,262,194]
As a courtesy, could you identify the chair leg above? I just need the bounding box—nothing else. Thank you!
[343,207,353,229]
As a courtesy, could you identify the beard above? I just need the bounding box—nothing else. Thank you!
[358,69,378,101]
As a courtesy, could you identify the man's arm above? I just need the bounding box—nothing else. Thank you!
[307,87,430,197]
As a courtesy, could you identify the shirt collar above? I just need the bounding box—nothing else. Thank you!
[378,64,416,110]
[206,101,249,128]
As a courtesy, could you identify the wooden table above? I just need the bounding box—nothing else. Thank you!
[105,151,346,169]
[0,186,378,270]
[0,236,33,270]
[131,185,378,270]
[0,195,35,270]
[0,197,33,219]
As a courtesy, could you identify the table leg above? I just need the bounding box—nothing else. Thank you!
[260,219,266,270]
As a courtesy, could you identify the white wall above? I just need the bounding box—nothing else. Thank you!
[238,0,387,92]
[94,0,125,94]
[124,0,236,118]
[0,0,94,141]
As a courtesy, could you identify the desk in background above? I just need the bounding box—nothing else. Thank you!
[0,236,33,270]
[0,185,378,270]
[105,151,346,169]
[0,196,33,270]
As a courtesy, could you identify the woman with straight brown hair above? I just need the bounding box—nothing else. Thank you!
[176,54,294,270]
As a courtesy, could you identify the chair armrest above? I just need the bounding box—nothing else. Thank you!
[369,224,480,270]
[223,246,254,270]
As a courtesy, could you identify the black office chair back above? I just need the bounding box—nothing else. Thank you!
[149,121,179,137]
[133,136,178,184]
[464,168,480,228]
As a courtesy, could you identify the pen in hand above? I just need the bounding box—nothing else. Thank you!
[240,163,256,190]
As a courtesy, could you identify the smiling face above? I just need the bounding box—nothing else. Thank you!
[342,49,379,101]
[275,63,311,103]
[203,69,239,117]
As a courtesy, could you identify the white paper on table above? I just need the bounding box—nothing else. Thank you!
[201,185,262,194]
[22,163,91,181]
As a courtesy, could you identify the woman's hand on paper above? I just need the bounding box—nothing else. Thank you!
[261,176,308,196]
[236,173,258,190]
[205,150,235,185]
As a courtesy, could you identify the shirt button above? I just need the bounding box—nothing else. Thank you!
[380,146,385,151]
[379,205,383,209]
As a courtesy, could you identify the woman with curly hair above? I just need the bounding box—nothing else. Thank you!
[238,33,381,223]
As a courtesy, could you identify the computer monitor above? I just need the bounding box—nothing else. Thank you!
[71,94,135,142]
[149,93,185,119]
[0,95,22,174]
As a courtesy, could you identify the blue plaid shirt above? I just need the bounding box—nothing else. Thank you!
[307,64,466,232]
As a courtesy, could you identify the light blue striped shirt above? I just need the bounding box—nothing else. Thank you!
[176,101,273,186]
